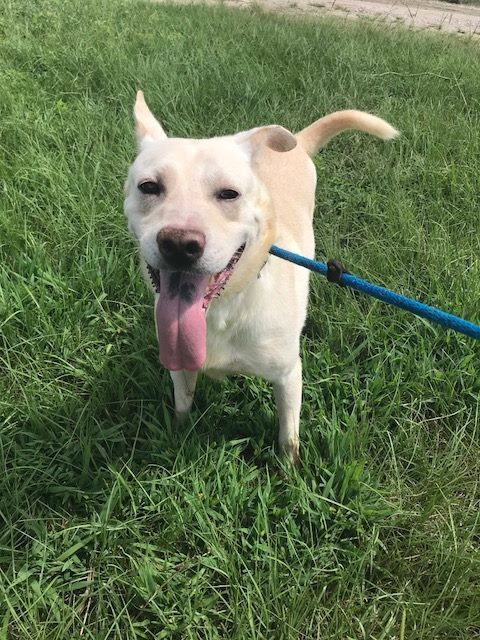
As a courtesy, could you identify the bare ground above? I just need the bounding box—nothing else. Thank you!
[185,0,480,37]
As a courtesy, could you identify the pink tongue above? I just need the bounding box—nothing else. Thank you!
[155,271,210,371]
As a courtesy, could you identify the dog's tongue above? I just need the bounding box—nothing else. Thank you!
[155,271,210,371]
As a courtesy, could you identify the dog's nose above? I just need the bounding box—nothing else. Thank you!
[157,227,206,269]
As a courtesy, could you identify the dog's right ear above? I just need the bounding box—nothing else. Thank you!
[134,90,167,149]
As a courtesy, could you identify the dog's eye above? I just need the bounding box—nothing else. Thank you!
[138,180,163,195]
[217,189,240,201]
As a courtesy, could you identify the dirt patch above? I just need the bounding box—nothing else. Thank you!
[214,0,480,37]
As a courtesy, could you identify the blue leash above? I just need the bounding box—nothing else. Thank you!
[269,245,480,341]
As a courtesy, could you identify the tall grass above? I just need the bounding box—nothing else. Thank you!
[0,0,479,637]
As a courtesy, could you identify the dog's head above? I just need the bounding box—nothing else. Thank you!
[124,91,297,371]
[124,91,296,274]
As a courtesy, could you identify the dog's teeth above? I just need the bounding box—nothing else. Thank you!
[146,264,161,293]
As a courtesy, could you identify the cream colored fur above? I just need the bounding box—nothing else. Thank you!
[124,91,398,462]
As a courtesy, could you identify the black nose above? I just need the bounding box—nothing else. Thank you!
[157,227,206,269]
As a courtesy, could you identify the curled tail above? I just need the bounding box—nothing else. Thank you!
[296,110,399,157]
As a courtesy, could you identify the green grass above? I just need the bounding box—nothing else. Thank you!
[1,0,480,637]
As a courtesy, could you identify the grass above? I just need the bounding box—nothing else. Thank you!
[1,0,479,637]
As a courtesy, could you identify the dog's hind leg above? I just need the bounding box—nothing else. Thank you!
[170,370,198,423]
[273,358,302,464]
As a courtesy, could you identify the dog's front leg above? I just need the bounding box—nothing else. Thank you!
[272,358,302,464]
[170,370,198,423]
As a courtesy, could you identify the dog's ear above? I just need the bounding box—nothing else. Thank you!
[236,125,297,158]
[250,125,297,153]
[134,90,167,148]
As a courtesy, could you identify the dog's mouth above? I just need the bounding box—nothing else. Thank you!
[147,243,245,310]
[202,244,245,309]
[147,244,245,372]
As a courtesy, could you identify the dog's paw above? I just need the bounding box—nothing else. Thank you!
[174,410,190,426]
[281,439,300,466]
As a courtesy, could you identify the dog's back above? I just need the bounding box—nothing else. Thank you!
[258,110,399,258]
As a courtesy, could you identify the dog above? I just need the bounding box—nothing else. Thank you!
[124,91,397,462]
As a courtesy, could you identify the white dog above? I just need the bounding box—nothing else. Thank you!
[124,91,397,462]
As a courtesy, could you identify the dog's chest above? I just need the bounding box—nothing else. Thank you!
[203,292,257,374]
[201,266,299,380]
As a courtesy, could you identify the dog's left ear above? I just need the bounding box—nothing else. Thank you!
[237,125,297,158]
[134,90,167,148]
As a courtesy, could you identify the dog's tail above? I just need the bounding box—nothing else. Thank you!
[295,110,399,157]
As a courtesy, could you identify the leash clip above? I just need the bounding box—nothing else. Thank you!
[327,259,349,286]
